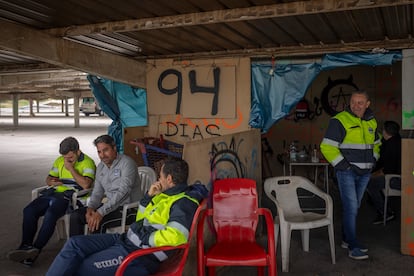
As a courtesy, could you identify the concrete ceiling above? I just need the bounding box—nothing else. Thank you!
[0,0,413,99]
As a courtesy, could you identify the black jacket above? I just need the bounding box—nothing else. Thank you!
[374,134,401,174]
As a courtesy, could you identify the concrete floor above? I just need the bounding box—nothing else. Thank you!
[1,115,413,276]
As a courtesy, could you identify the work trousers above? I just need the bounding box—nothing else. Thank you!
[46,234,159,276]
[22,194,69,249]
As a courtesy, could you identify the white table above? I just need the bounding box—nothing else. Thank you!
[287,160,330,194]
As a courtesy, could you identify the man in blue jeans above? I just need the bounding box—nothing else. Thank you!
[7,136,96,266]
[46,158,208,276]
[321,91,381,260]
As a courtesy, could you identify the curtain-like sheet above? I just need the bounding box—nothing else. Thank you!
[250,51,402,133]
[87,75,148,152]
[250,63,321,132]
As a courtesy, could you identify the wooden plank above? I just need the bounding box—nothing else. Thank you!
[401,139,414,255]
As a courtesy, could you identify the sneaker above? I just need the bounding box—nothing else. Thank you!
[348,248,369,260]
[341,241,368,252]
[7,245,39,263]
[373,212,395,225]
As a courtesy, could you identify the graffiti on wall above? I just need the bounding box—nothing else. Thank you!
[321,75,359,116]
[160,107,244,139]
[148,63,237,118]
[157,67,221,115]
[208,136,253,184]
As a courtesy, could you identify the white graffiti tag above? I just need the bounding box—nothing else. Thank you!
[94,255,124,269]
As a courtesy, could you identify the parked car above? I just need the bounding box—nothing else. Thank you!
[80,97,103,116]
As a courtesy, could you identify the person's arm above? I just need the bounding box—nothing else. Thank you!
[132,197,198,248]
[63,158,94,190]
[85,166,106,231]
[149,198,197,247]
[373,124,381,162]
[87,169,105,210]
[320,118,350,170]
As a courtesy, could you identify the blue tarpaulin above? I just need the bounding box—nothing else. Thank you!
[87,75,148,152]
[249,51,402,133]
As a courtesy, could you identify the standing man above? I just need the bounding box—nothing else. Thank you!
[70,134,140,236]
[320,91,381,260]
[367,120,401,224]
[7,136,96,266]
[46,158,208,276]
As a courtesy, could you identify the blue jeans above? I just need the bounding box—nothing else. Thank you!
[46,234,158,276]
[22,194,68,249]
[336,169,370,250]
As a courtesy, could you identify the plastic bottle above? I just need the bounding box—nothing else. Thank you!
[290,142,297,161]
[312,144,319,163]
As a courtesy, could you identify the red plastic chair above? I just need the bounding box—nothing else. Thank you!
[115,199,206,276]
[197,178,277,276]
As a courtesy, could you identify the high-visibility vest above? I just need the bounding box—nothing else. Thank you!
[321,110,380,172]
[135,192,198,247]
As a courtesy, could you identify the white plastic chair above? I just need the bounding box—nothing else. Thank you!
[383,174,401,225]
[106,166,157,233]
[31,186,91,239]
[264,176,335,272]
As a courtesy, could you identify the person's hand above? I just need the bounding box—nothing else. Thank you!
[86,209,103,232]
[148,181,162,196]
[64,158,75,173]
[48,176,62,187]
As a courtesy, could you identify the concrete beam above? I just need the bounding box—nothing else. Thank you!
[0,19,146,88]
[141,37,414,60]
[48,0,414,36]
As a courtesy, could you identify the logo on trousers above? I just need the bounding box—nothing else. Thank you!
[94,255,124,269]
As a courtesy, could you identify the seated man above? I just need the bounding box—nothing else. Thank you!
[366,120,401,224]
[70,134,141,235]
[7,136,96,266]
[46,158,208,276]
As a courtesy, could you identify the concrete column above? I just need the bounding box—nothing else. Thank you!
[73,93,80,128]
[64,97,69,117]
[12,94,18,126]
[29,98,35,117]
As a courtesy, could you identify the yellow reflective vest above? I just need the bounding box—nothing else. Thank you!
[125,184,208,261]
[49,152,96,192]
[320,108,381,174]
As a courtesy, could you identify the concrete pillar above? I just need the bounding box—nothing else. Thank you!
[12,94,18,126]
[64,97,69,117]
[29,98,35,117]
[73,93,80,128]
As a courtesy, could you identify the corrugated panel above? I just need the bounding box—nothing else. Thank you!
[0,50,38,64]
[0,0,413,94]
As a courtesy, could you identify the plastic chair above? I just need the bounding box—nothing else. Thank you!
[115,199,206,276]
[264,176,335,273]
[197,178,276,276]
[106,166,157,233]
[383,174,401,225]
[31,186,91,239]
